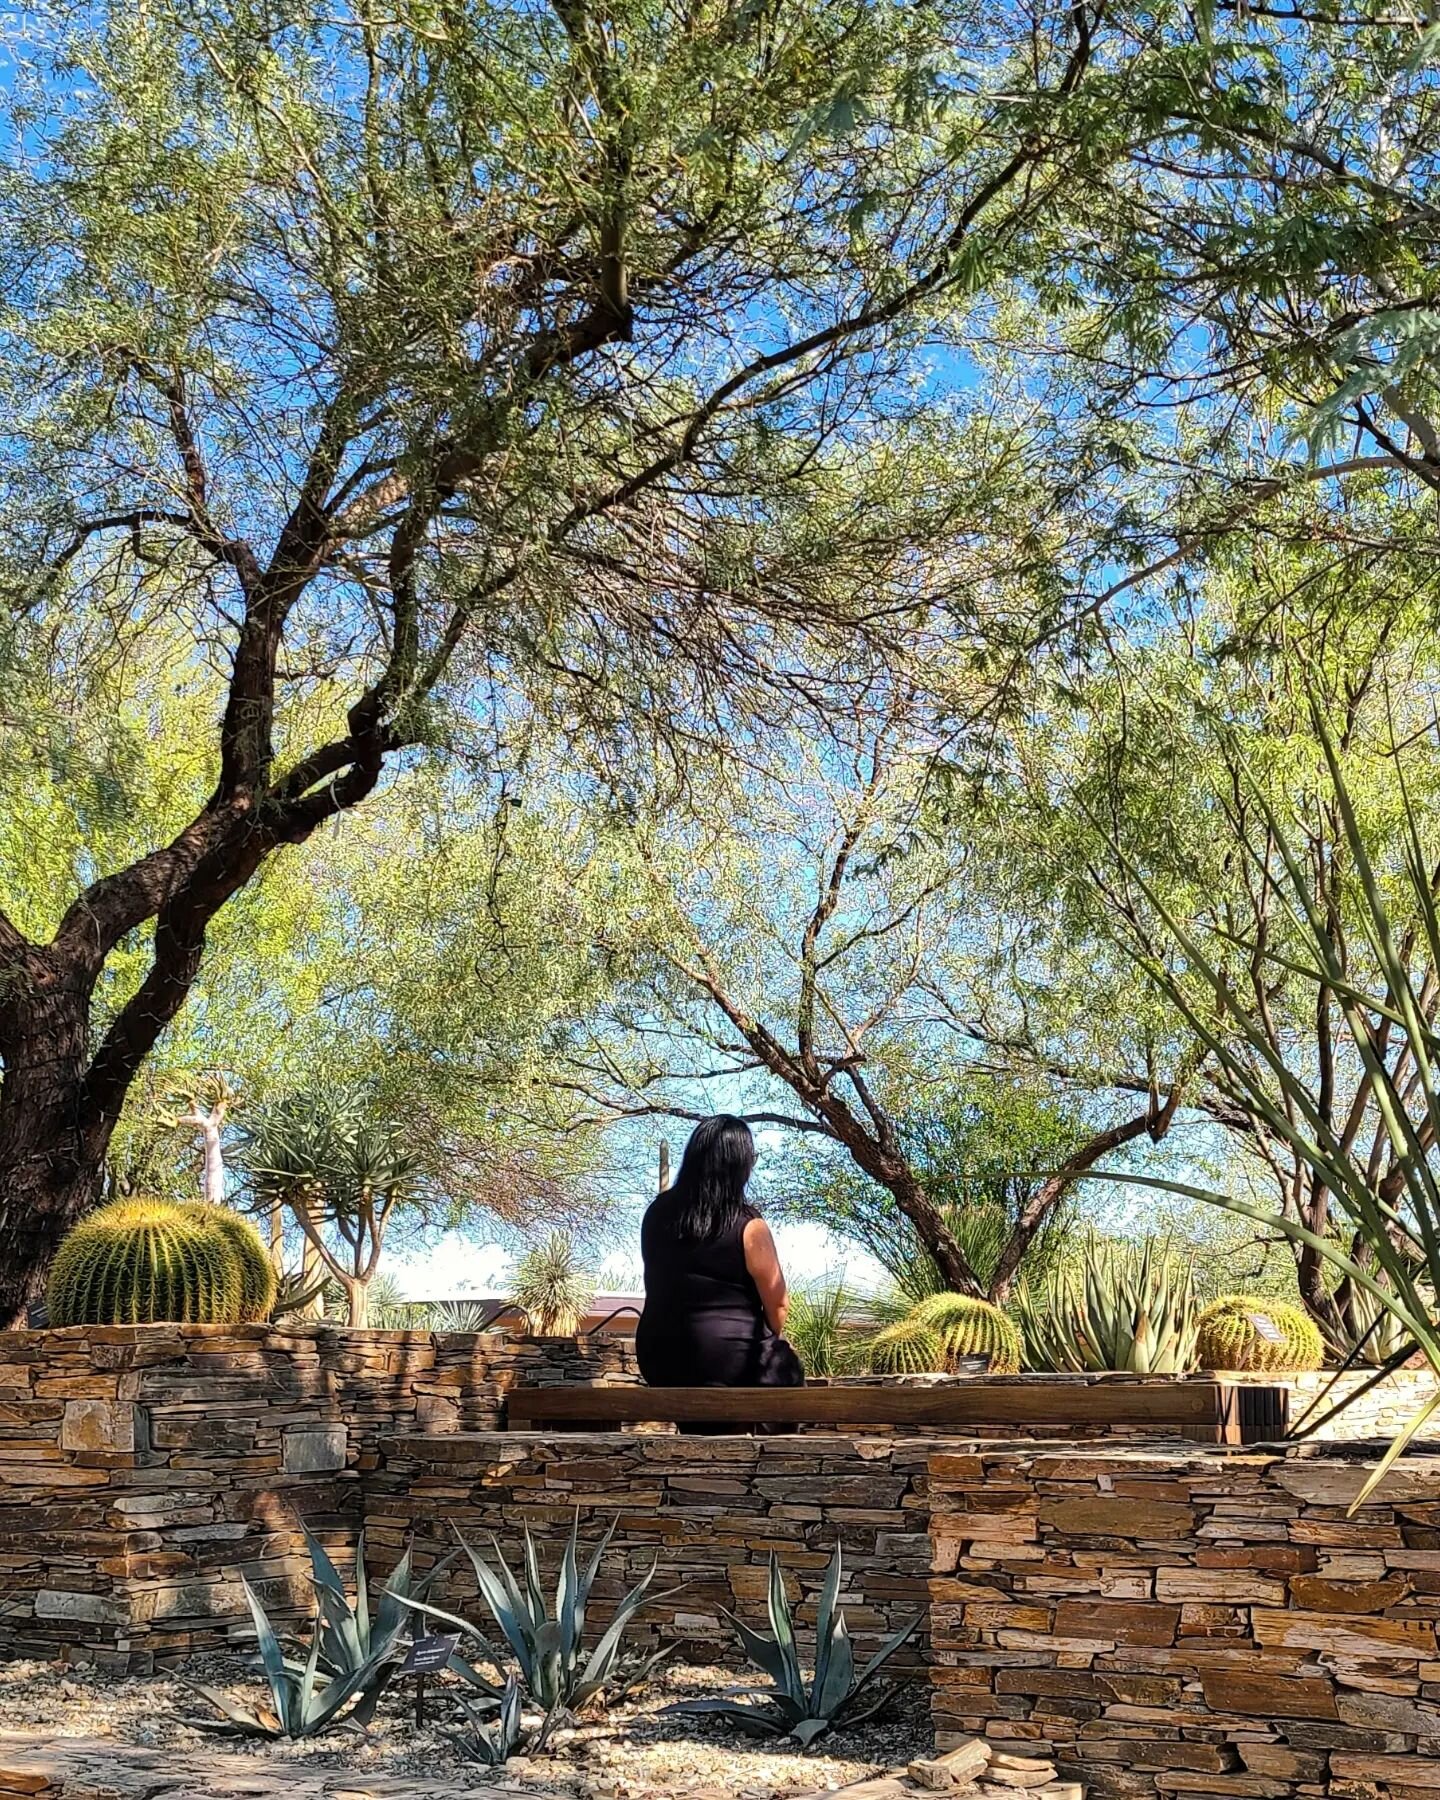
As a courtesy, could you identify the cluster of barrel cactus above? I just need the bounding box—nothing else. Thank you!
[46,1197,276,1327]
[1195,1295,1324,1372]
[867,1292,1021,1375]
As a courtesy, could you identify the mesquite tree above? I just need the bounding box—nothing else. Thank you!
[0,0,1130,1320]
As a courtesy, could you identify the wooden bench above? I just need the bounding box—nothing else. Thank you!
[504,1379,1288,1443]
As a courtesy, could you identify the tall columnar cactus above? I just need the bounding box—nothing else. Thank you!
[868,1316,944,1375]
[46,1198,246,1326]
[910,1292,1022,1374]
[178,1203,277,1322]
[1196,1295,1325,1373]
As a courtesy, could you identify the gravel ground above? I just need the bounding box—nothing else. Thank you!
[0,1654,930,1798]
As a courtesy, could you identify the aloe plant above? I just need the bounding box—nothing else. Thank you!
[182,1576,397,1738]
[1018,1234,1199,1375]
[666,1544,919,1744]
[399,1512,677,1712]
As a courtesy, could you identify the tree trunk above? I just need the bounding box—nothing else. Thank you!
[0,988,111,1326]
[300,1233,326,1319]
[268,1200,285,1271]
[198,1114,226,1206]
[344,1275,370,1328]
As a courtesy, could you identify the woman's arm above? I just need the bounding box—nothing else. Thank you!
[742,1216,789,1335]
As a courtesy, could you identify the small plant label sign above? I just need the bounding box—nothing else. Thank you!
[1247,1313,1284,1343]
[399,1632,460,1676]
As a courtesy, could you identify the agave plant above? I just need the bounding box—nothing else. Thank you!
[398,1512,677,1713]
[1018,1234,1199,1375]
[182,1576,397,1739]
[449,1674,527,1766]
[666,1544,919,1745]
[300,1527,483,1688]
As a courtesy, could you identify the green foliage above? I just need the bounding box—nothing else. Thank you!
[1094,711,1440,1496]
[867,1317,945,1375]
[1196,1297,1325,1374]
[909,1293,1022,1373]
[176,1204,276,1323]
[182,1575,397,1739]
[666,1545,919,1744]
[241,1093,428,1326]
[787,1284,870,1377]
[399,1514,674,1715]
[512,1232,595,1337]
[47,1198,247,1325]
[428,1301,500,1332]
[1018,1236,1199,1375]
[785,1081,1085,1304]
[1330,1275,1420,1368]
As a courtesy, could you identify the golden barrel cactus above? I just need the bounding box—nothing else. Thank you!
[177,1202,277,1322]
[910,1292,1022,1374]
[868,1316,944,1375]
[1196,1295,1324,1373]
[46,1198,251,1326]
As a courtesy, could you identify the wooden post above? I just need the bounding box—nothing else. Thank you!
[658,1139,671,1191]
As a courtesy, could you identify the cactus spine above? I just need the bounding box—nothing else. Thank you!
[178,1203,277,1322]
[46,1198,247,1326]
[868,1317,944,1375]
[909,1292,1022,1374]
[1196,1295,1324,1372]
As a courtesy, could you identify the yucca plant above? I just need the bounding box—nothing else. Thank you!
[666,1545,920,1744]
[512,1231,594,1336]
[1095,709,1440,1505]
[398,1512,677,1713]
[182,1576,397,1739]
[1018,1235,1200,1375]
[787,1282,871,1376]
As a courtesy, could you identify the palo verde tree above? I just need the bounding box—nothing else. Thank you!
[557,695,1191,1299]
[0,0,1135,1320]
[958,521,1440,1333]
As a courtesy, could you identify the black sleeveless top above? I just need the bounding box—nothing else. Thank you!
[634,1195,804,1390]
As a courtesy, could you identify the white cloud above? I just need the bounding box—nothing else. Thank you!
[387,1218,886,1303]
[770,1219,887,1293]
[388,1234,514,1300]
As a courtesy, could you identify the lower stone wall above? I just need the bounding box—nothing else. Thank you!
[0,1324,636,1668]
[365,1431,938,1673]
[928,1444,1440,1800]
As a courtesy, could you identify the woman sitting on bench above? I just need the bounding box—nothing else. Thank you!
[635,1114,804,1426]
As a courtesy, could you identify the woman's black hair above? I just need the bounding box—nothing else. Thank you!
[661,1114,757,1243]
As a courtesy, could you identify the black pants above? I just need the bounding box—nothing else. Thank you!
[636,1314,805,1434]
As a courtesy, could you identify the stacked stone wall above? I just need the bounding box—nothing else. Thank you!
[0,1324,636,1669]
[365,1430,939,1673]
[928,1444,1440,1800]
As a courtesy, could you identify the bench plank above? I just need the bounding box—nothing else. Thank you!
[505,1380,1281,1443]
